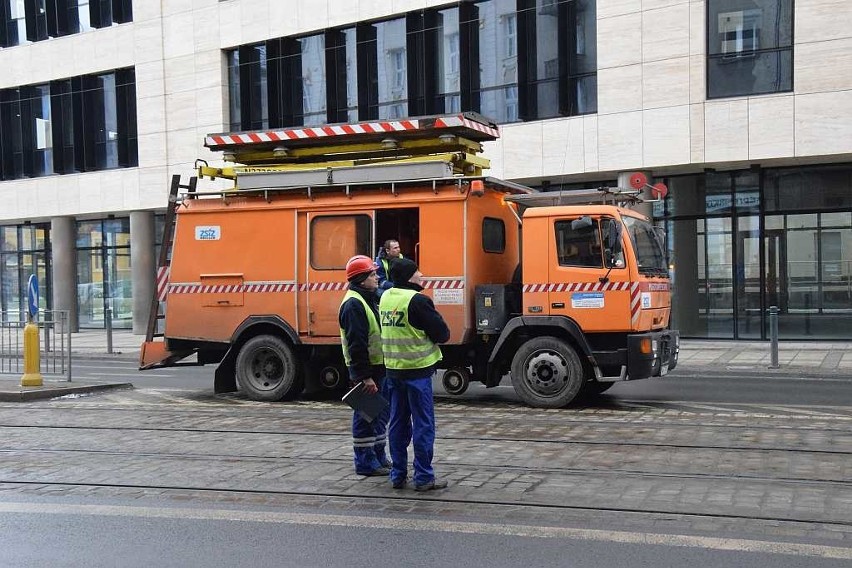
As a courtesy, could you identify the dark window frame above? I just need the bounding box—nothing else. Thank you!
[482,217,506,253]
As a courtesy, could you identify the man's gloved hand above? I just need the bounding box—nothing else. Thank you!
[362,378,378,395]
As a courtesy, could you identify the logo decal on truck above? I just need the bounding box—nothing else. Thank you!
[195,226,221,240]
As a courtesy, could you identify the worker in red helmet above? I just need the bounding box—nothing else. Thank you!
[338,255,390,476]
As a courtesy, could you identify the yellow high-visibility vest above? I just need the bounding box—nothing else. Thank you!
[379,288,441,370]
[339,291,383,366]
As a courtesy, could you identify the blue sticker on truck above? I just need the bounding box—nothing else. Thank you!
[571,292,605,309]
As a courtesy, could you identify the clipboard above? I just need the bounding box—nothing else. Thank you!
[342,381,389,423]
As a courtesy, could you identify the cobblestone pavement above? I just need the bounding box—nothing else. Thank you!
[0,388,851,549]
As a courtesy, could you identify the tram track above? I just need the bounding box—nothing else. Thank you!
[1,445,849,487]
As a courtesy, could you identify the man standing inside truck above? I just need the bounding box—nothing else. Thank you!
[375,239,403,291]
[380,258,450,491]
[339,255,391,477]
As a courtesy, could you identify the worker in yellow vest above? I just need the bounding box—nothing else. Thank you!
[379,258,450,491]
[339,255,390,476]
[375,239,403,291]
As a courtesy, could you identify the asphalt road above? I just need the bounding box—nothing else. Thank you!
[1,502,847,568]
[81,357,852,407]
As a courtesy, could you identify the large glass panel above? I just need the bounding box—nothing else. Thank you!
[31,83,52,176]
[764,166,852,212]
[374,18,407,119]
[0,88,24,179]
[707,0,793,98]
[248,44,269,130]
[77,248,103,328]
[437,7,461,113]
[707,50,792,98]
[93,73,119,169]
[77,0,92,32]
[477,0,518,122]
[299,34,327,126]
[530,0,559,119]
[736,215,761,338]
[6,0,27,46]
[670,218,734,337]
[665,172,734,217]
[568,0,597,115]
[227,50,241,131]
[820,226,851,314]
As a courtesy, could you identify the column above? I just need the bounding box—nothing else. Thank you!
[50,216,78,332]
[130,211,155,335]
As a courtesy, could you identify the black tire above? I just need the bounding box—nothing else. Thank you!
[510,336,585,408]
[235,335,303,401]
[316,362,348,392]
[442,367,471,395]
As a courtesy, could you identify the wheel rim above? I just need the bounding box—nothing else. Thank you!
[319,366,341,389]
[522,349,571,398]
[443,371,463,393]
[247,347,287,392]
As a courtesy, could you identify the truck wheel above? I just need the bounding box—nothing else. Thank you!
[442,367,471,395]
[317,363,347,392]
[510,336,584,408]
[235,335,303,401]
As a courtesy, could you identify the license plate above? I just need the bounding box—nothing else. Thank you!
[660,363,669,376]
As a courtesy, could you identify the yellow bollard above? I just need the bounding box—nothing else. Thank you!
[20,319,43,387]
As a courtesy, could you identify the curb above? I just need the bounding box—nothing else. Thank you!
[671,365,852,381]
[0,382,134,402]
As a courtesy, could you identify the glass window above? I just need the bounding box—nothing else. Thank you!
[31,83,52,176]
[326,27,358,123]
[5,0,27,46]
[482,217,506,253]
[436,6,461,114]
[0,223,51,320]
[310,215,372,270]
[624,216,667,275]
[374,18,407,120]
[555,218,603,268]
[707,0,793,98]
[476,0,519,123]
[299,34,327,126]
[76,217,130,329]
[227,50,241,131]
[77,0,91,32]
[765,166,852,212]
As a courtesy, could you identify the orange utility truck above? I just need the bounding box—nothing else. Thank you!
[141,113,679,408]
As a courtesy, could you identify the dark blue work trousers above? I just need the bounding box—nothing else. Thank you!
[352,377,390,474]
[387,374,436,486]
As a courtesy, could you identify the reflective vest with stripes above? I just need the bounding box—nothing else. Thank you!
[379,287,442,370]
[339,291,383,366]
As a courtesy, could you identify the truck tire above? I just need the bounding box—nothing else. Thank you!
[442,367,471,395]
[510,336,584,408]
[235,335,303,401]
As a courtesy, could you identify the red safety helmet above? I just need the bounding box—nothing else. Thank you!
[345,255,378,281]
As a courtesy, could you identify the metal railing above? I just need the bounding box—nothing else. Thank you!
[0,310,71,381]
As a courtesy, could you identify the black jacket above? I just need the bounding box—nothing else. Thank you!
[384,281,450,380]
[338,283,386,383]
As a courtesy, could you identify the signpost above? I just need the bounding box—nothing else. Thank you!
[20,274,43,387]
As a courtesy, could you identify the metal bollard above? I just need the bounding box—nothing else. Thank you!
[768,305,780,369]
[105,306,113,354]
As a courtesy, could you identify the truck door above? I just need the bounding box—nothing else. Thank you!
[301,211,374,337]
[549,215,631,332]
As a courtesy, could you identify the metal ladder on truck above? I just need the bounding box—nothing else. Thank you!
[139,174,197,369]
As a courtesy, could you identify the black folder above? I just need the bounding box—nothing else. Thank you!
[342,381,389,423]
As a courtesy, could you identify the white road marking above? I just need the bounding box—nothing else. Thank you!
[0,502,849,559]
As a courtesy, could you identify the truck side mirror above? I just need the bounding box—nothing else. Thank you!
[604,219,623,267]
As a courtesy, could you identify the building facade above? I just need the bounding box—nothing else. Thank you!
[0,0,850,340]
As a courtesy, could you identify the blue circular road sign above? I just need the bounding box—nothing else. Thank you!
[27,274,39,318]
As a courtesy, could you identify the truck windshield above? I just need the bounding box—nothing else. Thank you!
[623,217,668,276]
